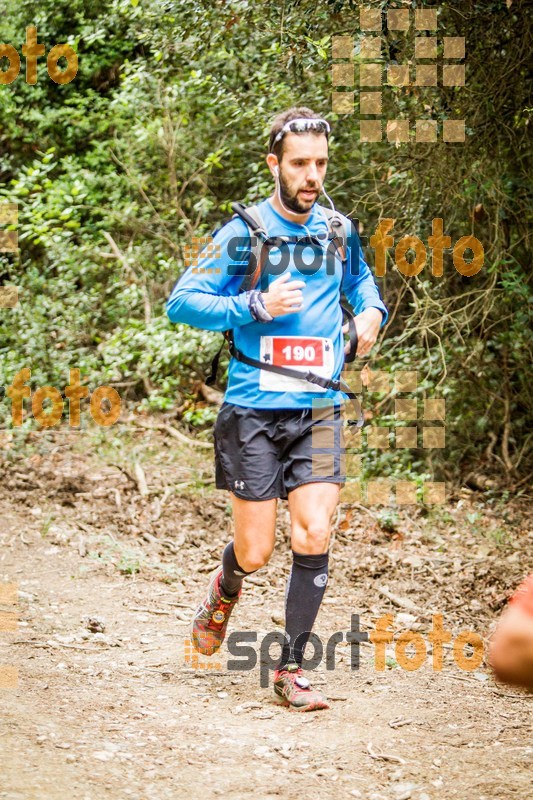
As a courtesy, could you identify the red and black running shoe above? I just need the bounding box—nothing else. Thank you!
[191,566,241,656]
[273,663,330,711]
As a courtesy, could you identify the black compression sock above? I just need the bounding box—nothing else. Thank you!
[278,550,329,669]
[220,541,255,597]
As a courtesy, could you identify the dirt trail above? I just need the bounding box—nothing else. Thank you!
[0,433,532,800]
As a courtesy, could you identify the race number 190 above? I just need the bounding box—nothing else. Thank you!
[272,337,324,367]
[281,345,316,362]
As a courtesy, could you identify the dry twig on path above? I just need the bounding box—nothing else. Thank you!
[366,742,406,764]
[134,419,213,449]
[377,587,421,613]
[134,461,149,497]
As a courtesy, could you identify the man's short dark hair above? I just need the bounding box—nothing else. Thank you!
[268,107,326,160]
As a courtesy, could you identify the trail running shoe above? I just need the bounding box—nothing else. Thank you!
[273,663,330,711]
[191,566,241,656]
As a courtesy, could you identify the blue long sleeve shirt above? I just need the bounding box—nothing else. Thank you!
[167,198,387,409]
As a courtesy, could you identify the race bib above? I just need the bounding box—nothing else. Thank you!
[259,336,335,393]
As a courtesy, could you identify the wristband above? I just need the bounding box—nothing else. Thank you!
[247,290,273,323]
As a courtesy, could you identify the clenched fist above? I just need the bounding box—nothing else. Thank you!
[343,307,383,358]
[261,273,306,318]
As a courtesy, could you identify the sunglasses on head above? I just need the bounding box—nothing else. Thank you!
[272,117,331,147]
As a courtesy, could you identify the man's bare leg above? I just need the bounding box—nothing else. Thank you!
[231,493,278,573]
[288,482,340,554]
[218,493,278,597]
[190,493,278,655]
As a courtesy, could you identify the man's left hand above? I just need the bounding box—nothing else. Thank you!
[342,307,383,358]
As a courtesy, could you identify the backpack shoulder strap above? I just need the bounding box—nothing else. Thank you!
[231,202,269,293]
[317,205,359,362]
[317,205,348,268]
[231,202,268,239]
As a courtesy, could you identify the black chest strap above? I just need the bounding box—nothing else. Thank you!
[220,317,362,426]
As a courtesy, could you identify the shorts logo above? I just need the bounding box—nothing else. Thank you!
[314,573,328,588]
[212,610,226,624]
[234,480,245,490]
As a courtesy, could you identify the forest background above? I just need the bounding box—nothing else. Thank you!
[0,0,531,495]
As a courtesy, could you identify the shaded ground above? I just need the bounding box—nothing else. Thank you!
[0,424,532,800]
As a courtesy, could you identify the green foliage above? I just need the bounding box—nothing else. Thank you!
[377,509,400,534]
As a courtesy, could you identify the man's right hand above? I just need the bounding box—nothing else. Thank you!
[261,273,305,318]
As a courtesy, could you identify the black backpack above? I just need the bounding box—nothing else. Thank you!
[206,202,363,426]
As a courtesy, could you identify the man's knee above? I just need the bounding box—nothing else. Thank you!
[235,545,274,573]
[292,521,330,554]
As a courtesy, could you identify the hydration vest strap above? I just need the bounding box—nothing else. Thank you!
[231,203,269,293]
[342,304,358,363]
[226,330,338,389]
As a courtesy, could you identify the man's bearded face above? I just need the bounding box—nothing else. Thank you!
[277,132,329,214]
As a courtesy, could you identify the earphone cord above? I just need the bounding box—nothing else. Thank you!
[319,181,337,213]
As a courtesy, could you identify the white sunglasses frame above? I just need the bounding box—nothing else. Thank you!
[272,117,331,146]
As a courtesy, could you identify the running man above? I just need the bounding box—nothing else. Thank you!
[166,107,388,710]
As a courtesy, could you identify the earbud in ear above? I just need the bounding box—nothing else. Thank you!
[274,166,279,177]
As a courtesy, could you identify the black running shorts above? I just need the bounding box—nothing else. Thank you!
[214,401,346,501]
